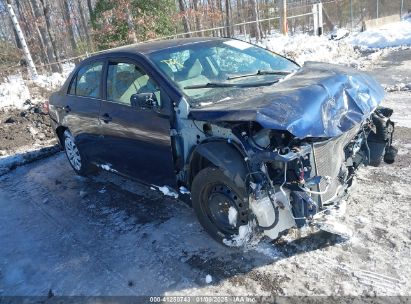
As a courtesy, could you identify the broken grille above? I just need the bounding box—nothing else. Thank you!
[312,127,360,203]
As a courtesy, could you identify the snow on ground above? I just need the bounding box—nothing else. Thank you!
[0,63,74,109]
[0,144,59,176]
[0,74,31,108]
[258,33,363,67]
[348,19,411,49]
[155,185,179,199]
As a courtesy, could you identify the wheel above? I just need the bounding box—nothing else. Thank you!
[191,167,251,246]
[63,130,93,176]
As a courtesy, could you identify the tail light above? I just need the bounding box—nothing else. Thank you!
[43,100,49,114]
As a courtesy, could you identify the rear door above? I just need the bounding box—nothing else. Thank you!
[60,60,104,161]
[98,58,176,186]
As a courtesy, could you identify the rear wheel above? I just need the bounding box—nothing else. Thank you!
[191,167,251,245]
[63,130,93,176]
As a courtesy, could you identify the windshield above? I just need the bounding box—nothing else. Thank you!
[148,39,299,106]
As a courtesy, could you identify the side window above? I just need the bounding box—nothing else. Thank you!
[69,61,103,98]
[106,62,163,106]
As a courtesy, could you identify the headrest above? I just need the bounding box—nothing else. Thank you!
[187,59,203,79]
[158,62,174,80]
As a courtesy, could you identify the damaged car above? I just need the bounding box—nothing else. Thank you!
[48,37,397,246]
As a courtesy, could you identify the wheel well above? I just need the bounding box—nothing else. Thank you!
[56,126,68,147]
[189,152,213,186]
[188,141,248,189]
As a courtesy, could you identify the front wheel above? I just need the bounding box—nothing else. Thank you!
[63,130,93,176]
[191,167,251,246]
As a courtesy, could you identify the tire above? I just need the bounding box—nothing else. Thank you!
[63,130,94,176]
[191,167,250,245]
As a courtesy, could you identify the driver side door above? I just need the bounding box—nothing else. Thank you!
[98,58,176,186]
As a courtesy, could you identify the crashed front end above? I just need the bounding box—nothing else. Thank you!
[237,65,397,239]
[246,106,396,239]
[187,62,397,241]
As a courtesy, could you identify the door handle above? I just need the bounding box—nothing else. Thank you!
[101,113,112,123]
[63,105,71,113]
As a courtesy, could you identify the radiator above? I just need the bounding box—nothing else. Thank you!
[312,127,359,203]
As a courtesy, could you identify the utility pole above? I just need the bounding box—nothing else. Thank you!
[6,0,38,78]
[281,0,287,35]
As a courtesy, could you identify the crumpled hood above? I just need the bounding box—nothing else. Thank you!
[189,62,384,138]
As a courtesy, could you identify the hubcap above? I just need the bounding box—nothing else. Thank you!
[65,135,82,171]
[206,184,240,234]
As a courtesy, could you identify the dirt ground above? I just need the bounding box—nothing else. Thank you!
[0,49,410,299]
[0,101,55,156]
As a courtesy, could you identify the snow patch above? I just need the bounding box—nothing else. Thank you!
[316,220,353,239]
[179,186,190,195]
[347,19,411,49]
[205,274,212,284]
[256,33,362,67]
[1,63,74,109]
[99,164,118,173]
[157,185,179,199]
[0,74,31,108]
[228,207,238,227]
[223,224,252,247]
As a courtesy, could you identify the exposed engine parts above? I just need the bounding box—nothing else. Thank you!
[241,106,397,239]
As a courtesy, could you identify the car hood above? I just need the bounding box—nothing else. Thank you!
[188,62,384,138]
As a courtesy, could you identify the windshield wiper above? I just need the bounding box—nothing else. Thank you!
[184,80,279,90]
[226,70,292,81]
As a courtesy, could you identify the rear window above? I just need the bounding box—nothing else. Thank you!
[69,61,103,98]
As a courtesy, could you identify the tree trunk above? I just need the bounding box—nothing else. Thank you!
[241,0,247,37]
[29,0,60,72]
[193,0,203,37]
[39,0,62,72]
[87,0,93,17]
[217,0,224,36]
[61,0,77,56]
[236,0,243,34]
[76,0,91,45]
[12,26,22,49]
[225,0,231,37]
[125,4,137,43]
[250,0,261,40]
[15,0,45,66]
[25,0,48,65]
[178,0,191,37]
[6,0,38,78]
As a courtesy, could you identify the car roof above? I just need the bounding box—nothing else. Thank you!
[99,37,230,56]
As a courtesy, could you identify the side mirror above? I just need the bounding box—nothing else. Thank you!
[130,93,158,109]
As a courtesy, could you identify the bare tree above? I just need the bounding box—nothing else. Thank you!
[225,0,232,37]
[217,0,224,36]
[249,0,261,40]
[178,0,191,37]
[86,0,93,17]
[29,0,61,71]
[5,0,38,77]
[60,0,77,55]
[193,0,203,36]
[76,0,91,45]
[39,0,62,72]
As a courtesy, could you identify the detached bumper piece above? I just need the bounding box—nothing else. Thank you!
[367,107,397,167]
